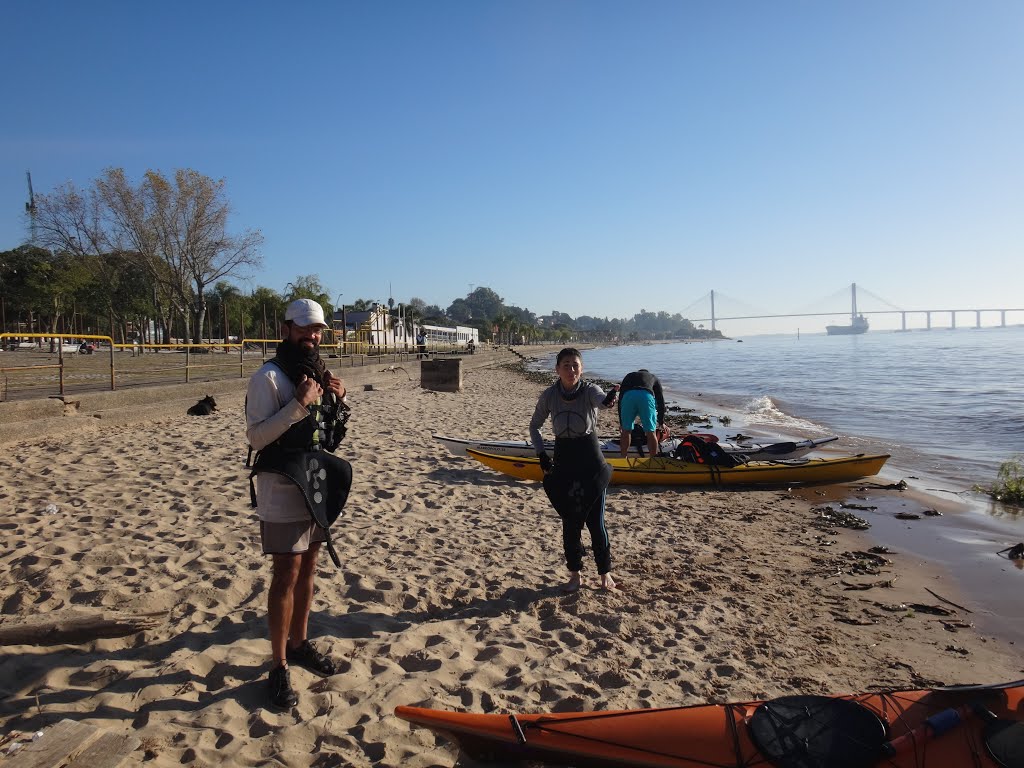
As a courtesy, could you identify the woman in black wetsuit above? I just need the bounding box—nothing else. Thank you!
[529,347,618,591]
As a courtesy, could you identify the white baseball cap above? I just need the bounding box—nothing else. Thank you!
[285,298,327,328]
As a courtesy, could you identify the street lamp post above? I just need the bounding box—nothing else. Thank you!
[334,293,345,354]
[376,300,383,356]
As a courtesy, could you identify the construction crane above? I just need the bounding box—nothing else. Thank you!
[25,170,37,243]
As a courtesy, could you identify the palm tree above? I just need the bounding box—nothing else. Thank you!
[211,281,243,344]
[491,312,509,344]
[507,320,522,346]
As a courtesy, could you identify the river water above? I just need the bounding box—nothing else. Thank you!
[530,326,1024,645]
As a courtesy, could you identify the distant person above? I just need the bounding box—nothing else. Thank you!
[245,298,352,710]
[618,369,666,458]
[416,329,426,359]
[530,347,619,591]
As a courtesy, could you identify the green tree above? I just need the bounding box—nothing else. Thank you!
[420,304,446,324]
[24,248,94,349]
[1,245,50,335]
[244,286,286,339]
[506,305,536,326]
[464,286,505,322]
[446,298,472,323]
[93,251,159,343]
[202,281,245,341]
[404,297,428,335]
[284,275,333,313]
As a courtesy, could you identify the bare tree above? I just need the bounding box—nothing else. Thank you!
[31,182,148,344]
[32,181,108,257]
[98,168,263,343]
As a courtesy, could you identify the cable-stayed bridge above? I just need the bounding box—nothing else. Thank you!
[680,283,1024,332]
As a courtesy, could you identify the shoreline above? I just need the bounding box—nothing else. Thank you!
[1,360,1021,767]
[672,389,1024,650]
[531,342,1024,651]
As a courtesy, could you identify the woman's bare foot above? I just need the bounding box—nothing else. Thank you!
[562,572,584,592]
[600,573,617,590]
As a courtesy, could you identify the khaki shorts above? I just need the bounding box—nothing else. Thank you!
[260,519,326,555]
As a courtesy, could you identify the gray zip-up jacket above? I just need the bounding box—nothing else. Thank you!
[529,381,611,454]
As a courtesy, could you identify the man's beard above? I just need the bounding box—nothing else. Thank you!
[275,338,326,386]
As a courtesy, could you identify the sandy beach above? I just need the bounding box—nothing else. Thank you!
[1,357,1021,767]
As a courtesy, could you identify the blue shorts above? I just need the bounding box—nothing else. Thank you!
[619,389,657,432]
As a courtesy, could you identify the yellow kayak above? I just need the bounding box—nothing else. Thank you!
[466,449,889,487]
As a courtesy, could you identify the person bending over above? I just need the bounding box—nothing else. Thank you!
[618,368,666,458]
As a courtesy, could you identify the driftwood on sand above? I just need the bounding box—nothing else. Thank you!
[0,609,166,646]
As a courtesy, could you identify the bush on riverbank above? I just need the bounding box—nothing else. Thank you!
[976,455,1024,506]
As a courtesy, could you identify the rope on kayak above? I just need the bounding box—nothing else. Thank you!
[511,684,1023,768]
[508,714,527,744]
[724,704,752,766]
[520,704,765,767]
[709,462,725,487]
[868,690,993,768]
[748,695,886,768]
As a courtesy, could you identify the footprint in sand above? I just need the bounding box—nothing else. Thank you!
[475,645,503,662]
[398,651,442,673]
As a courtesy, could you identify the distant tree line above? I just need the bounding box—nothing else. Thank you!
[1,168,722,346]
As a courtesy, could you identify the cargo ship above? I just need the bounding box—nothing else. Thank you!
[827,283,869,335]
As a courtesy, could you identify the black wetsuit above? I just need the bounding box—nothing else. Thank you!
[529,381,614,574]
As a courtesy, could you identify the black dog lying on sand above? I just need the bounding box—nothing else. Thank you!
[187,395,218,416]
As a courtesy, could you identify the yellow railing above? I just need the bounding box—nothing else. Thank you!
[1,333,116,394]
[0,333,470,401]
[125,342,248,384]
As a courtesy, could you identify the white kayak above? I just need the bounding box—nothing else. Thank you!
[433,433,839,462]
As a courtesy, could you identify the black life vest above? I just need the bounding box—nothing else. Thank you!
[672,434,744,467]
[247,362,353,568]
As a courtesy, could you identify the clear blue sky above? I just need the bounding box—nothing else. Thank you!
[3,1,1022,335]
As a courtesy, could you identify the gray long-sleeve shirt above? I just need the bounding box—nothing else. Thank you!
[529,381,611,454]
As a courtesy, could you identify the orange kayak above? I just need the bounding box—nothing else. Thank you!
[395,679,1024,767]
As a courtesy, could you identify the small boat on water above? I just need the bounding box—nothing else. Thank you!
[434,434,839,463]
[396,678,1024,768]
[466,449,889,487]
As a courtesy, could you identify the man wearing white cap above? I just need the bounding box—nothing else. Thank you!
[245,298,350,709]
